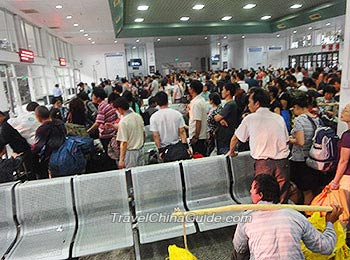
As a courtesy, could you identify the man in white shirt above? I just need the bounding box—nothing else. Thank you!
[113,97,145,169]
[53,84,63,101]
[7,102,41,145]
[237,72,249,93]
[150,75,159,97]
[227,88,290,203]
[150,92,189,162]
[189,80,208,156]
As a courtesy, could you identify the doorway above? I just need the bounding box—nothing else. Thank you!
[0,64,15,114]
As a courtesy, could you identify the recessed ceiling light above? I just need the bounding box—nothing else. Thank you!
[217,42,221,46]
[178,37,182,41]
[261,15,271,20]
[180,17,190,21]
[83,33,88,37]
[224,35,228,39]
[66,15,72,19]
[114,40,118,43]
[55,5,63,9]
[136,39,140,42]
[221,16,232,21]
[243,4,256,9]
[91,41,95,44]
[192,4,205,10]
[132,46,137,49]
[290,4,302,9]
[73,23,79,27]
[80,29,84,32]
[157,38,160,42]
[137,5,149,11]
[134,18,144,23]
[308,26,313,30]
[88,38,91,41]
[242,35,245,39]
[326,22,331,26]
[276,34,280,38]
[293,30,297,34]
[204,36,208,40]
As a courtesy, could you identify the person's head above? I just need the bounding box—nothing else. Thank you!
[250,174,280,204]
[237,71,245,81]
[222,83,237,99]
[291,92,309,116]
[248,88,270,112]
[50,108,63,121]
[189,80,203,97]
[303,77,316,88]
[35,106,50,123]
[112,97,129,115]
[279,93,290,110]
[108,92,120,104]
[52,97,62,108]
[286,75,297,86]
[203,84,208,93]
[55,84,59,88]
[122,90,133,103]
[340,103,350,123]
[69,97,85,113]
[26,102,39,112]
[154,91,168,107]
[148,97,157,107]
[77,91,89,101]
[323,85,336,101]
[329,77,341,92]
[114,84,123,94]
[268,86,279,101]
[92,88,107,104]
[209,92,221,107]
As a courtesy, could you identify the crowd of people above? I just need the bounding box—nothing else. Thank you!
[0,64,349,257]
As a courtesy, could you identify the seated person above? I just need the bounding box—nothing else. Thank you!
[232,174,342,260]
[0,144,23,183]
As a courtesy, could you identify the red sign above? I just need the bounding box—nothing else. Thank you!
[328,44,333,51]
[59,58,66,66]
[19,49,34,63]
[336,43,340,50]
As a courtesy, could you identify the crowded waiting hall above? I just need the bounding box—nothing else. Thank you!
[0,0,349,259]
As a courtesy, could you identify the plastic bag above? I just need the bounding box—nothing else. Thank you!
[301,212,350,260]
[166,245,197,260]
[308,185,349,223]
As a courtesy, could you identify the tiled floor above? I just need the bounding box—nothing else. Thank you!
[81,226,235,260]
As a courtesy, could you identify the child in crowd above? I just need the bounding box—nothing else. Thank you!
[0,144,23,183]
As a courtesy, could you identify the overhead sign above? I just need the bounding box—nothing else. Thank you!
[59,58,67,66]
[19,49,34,63]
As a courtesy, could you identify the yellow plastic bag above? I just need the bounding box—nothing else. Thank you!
[301,212,350,260]
[166,245,197,260]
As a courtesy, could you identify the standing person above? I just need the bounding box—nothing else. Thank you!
[232,174,341,260]
[237,72,249,93]
[32,106,66,179]
[268,86,282,115]
[113,97,145,169]
[77,91,98,138]
[227,88,290,203]
[188,80,208,156]
[150,92,189,162]
[53,83,63,102]
[87,88,117,153]
[214,83,239,155]
[172,77,184,104]
[150,75,159,97]
[207,93,223,156]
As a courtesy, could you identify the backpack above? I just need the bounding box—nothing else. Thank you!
[49,136,94,177]
[306,116,339,172]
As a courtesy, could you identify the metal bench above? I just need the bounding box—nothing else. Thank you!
[6,177,75,260]
[181,156,241,231]
[72,170,133,257]
[229,151,255,204]
[0,182,18,259]
[131,162,196,244]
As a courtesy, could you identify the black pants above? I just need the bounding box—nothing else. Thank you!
[191,139,207,157]
[100,137,118,170]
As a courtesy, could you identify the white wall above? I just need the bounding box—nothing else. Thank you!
[73,44,127,84]
[155,45,210,72]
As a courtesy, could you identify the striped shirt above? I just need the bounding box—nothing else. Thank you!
[233,201,336,259]
[96,100,117,139]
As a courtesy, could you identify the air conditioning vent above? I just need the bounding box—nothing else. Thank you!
[309,13,321,20]
[64,36,73,39]
[21,9,39,14]
[49,26,60,29]
[277,24,286,29]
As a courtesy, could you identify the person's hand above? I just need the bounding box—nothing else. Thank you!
[12,152,23,159]
[329,181,340,190]
[118,160,126,169]
[326,111,334,117]
[220,119,228,127]
[326,204,343,223]
[226,150,238,157]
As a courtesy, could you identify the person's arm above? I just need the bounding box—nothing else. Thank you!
[330,146,350,189]
[273,107,281,115]
[31,127,49,155]
[118,141,127,169]
[289,130,304,146]
[87,122,100,133]
[152,131,161,149]
[227,135,239,156]
[179,127,187,144]
[190,120,201,144]
[233,222,249,254]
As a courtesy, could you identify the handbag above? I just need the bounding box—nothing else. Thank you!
[163,142,191,162]
[107,135,120,161]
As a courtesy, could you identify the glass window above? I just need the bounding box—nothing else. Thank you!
[14,65,31,105]
[0,10,10,51]
[24,23,37,52]
[34,27,43,57]
[5,12,17,51]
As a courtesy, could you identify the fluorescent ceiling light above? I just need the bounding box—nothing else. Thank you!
[276,34,280,37]
[204,36,208,39]
[73,23,79,27]
[290,4,302,9]
[293,30,297,34]
[224,36,227,39]
[217,42,221,45]
[192,4,205,10]
[91,41,95,44]
[88,38,91,40]
[242,35,246,39]
[83,33,89,37]
[66,15,72,19]
[178,37,182,41]
[136,39,140,42]
[80,29,84,32]
[326,22,331,26]
[308,26,313,30]
[137,5,149,11]
[157,38,160,41]
[221,16,232,21]
[180,17,190,21]
[243,4,256,9]
[132,46,137,49]
[134,18,144,23]
[55,5,63,9]
[114,40,118,43]
[261,15,271,20]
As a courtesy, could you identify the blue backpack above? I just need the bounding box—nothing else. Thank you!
[49,136,94,177]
